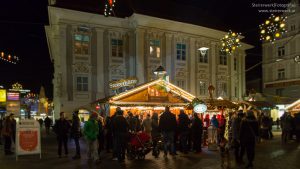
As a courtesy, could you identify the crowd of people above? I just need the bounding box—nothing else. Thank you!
[1,107,300,169]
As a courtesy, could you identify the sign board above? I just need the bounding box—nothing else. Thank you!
[0,89,6,102]
[6,101,21,117]
[7,92,20,101]
[16,119,41,160]
[109,78,138,90]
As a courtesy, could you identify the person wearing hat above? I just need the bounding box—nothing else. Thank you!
[2,113,14,155]
[71,110,81,159]
[83,112,100,163]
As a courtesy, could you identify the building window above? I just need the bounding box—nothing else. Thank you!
[199,82,207,95]
[219,51,227,65]
[76,76,88,91]
[277,69,285,80]
[291,25,296,31]
[199,50,208,63]
[74,33,90,55]
[276,88,283,96]
[176,80,185,89]
[150,40,161,58]
[111,39,123,57]
[217,82,227,97]
[278,46,285,57]
[234,58,237,71]
[176,43,186,61]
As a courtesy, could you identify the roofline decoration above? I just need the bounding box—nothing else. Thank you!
[286,99,300,110]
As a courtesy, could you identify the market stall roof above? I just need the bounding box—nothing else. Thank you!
[204,99,237,110]
[95,79,196,106]
[239,101,275,109]
[286,99,300,112]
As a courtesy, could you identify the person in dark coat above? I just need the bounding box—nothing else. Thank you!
[97,116,105,156]
[231,110,244,164]
[113,109,129,163]
[159,106,177,157]
[294,112,300,142]
[71,111,81,159]
[151,112,160,156]
[280,112,293,144]
[191,113,203,153]
[0,117,3,145]
[105,116,113,153]
[44,116,52,135]
[2,114,14,155]
[178,109,190,153]
[53,112,71,158]
[239,111,259,169]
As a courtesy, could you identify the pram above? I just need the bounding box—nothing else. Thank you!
[127,132,155,160]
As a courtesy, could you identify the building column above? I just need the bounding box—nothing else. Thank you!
[165,33,173,81]
[95,28,105,99]
[210,42,217,98]
[135,28,145,84]
[189,37,196,95]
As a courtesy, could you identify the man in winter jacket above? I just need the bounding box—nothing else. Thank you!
[71,110,81,159]
[2,114,14,155]
[239,111,259,169]
[113,109,129,162]
[83,112,100,163]
[53,112,71,158]
[178,109,190,153]
[159,106,177,157]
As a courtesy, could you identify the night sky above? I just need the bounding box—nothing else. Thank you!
[0,0,293,99]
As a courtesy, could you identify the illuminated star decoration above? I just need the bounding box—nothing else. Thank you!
[0,51,19,64]
[259,14,287,43]
[104,0,116,17]
[221,30,242,54]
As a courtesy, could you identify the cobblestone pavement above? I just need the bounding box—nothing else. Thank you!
[0,129,300,169]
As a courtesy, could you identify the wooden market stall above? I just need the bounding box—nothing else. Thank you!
[93,79,195,117]
[286,99,300,115]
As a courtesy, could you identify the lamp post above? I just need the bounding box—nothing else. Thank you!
[153,65,167,79]
[198,47,209,57]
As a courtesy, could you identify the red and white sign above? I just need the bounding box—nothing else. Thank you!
[16,120,41,160]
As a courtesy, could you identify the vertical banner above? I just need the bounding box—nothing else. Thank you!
[16,119,41,160]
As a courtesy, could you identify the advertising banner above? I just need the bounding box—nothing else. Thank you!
[16,119,41,160]
[0,89,6,102]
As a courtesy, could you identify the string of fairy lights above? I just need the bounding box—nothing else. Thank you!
[0,51,20,64]
[259,14,287,43]
[221,30,242,54]
[104,0,116,17]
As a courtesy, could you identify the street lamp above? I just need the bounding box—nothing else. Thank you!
[198,47,209,57]
[294,55,300,64]
[153,65,167,78]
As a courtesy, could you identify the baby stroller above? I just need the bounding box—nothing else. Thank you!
[127,132,152,160]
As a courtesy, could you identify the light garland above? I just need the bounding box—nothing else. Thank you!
[104,0,116,17]
[221,30,242,54]
[0,51,19,64]
[259,14,287,43]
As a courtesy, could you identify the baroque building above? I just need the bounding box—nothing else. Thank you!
[45,6,252,117]
[262,1,300,104]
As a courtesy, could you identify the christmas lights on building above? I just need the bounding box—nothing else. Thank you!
[0,51,19,64]
[104,0,116,17]
[259,14,287,43]
[221,30,242,54]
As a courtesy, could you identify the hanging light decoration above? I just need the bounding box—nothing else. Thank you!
[259,14,287,43]
[0,51,19,64]
[221,30,242,54]
[104,0,116,17]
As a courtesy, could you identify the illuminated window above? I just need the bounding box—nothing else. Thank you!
[219,51,227,65]
[111,39,123,57]
[176,43,186,61]
[76,76,88,91]
[74,33,90,55]
[150,40,160,58]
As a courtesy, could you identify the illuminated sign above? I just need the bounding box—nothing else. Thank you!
[7,92,20,101]
[109,78,138,90]
[194,104,207,113]
[0,89,6,102]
